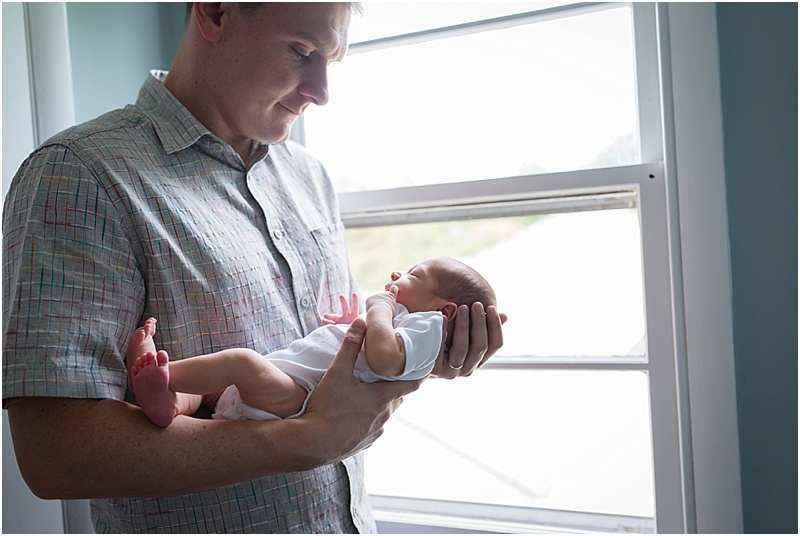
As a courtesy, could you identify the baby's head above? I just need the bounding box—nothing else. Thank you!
[386,257,496,324]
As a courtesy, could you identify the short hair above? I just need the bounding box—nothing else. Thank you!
[433,258,497,309]
[184,3,363,27]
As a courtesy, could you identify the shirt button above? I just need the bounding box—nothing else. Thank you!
[272,229,285,241]
[300,296,311,308]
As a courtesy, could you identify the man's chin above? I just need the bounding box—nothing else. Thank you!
[262,123,295,145]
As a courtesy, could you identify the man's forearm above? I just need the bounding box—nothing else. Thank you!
[6,397,326,499]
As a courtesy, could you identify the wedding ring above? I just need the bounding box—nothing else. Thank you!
[448,359,464,371]
[443,341,462,369]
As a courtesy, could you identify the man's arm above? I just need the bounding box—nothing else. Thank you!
[8,396,297,499]
[7,320,418,500]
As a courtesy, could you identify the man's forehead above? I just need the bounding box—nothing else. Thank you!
[267,3,350,57]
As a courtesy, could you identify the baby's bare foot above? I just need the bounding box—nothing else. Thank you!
[130,350,177,427]
[127,318,158,391]
[127,318,158,363]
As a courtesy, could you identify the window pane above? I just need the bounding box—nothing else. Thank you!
[305,6,638,192]
[345,208,645,358]
[364,369,655,518]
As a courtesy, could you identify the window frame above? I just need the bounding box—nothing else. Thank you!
[300,2,741,532]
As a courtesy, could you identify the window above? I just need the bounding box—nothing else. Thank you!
[305,3,639,191]
[300,2,716,533]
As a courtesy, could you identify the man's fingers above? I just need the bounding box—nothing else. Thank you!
[435,303,507,378]
[449,304,471,365]
[481,305,505,368]
[459,302,488,376]
[435,305,469,378]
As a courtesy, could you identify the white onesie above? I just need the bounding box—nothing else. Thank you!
[213,304,443,421]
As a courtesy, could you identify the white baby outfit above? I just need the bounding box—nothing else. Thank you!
[213,304,443,421]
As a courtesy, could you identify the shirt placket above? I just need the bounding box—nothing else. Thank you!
[246,163,321,336]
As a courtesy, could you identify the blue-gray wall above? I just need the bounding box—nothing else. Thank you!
[66,2,184,123]
[717,3,798,534]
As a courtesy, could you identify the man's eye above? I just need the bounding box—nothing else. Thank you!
[292,47,311,61]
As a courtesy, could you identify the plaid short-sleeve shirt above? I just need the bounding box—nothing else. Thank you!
[2,72,374,533]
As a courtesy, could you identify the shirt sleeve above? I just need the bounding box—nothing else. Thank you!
[2,142,145,403]
[395,311,443,380]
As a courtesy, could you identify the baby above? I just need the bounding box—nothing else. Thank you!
[127,256,496,427]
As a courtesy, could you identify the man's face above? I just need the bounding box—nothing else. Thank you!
[216,3,350,146]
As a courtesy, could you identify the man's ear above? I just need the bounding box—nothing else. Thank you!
[193,3,229,42]
[440,302,458,322]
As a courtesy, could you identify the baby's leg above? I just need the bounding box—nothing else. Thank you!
[236,356,309,418]
[168,349,308,419]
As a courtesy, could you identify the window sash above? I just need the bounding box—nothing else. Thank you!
[371,495,656,534]
[339,165,650,227]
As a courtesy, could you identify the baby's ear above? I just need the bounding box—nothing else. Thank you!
[440,302,458,322]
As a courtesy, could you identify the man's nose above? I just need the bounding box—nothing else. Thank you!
[298,62,329,107]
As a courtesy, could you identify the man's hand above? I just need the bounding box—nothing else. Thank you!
[431,303,507,379]
[302,318,421,461]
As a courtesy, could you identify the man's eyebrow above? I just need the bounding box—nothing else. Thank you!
[292,32,319,47]
[293,31,347,61]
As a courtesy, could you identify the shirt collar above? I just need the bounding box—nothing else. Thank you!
[138,70,208,155]
[137,70,272,166]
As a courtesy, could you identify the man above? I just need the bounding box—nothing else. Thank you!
[3,3,504,532]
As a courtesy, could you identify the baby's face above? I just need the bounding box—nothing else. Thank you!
[385,260,444,313]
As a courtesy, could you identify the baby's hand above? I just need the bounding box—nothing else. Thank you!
[322,293,360,325]
[366,285,398,316]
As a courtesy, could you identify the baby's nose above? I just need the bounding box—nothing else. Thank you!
[390,272,401,281]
